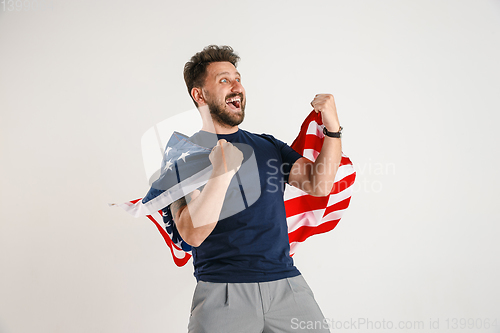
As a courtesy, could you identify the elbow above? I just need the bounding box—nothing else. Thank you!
[177,221,208,248]
[177,225,203,248]
[310,180,334,197]
[175,209,202,247]
[184,234,204,248]
[310,189,330,197]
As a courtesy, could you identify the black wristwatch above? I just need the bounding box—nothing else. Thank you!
[323,126,343,138]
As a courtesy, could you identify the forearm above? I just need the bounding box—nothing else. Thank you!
[174,139,243,247]
[309,136,342,196]
[175,172,233,247]
[308,93,342,196]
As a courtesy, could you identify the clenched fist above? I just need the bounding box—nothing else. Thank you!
[209,139,244,179]
[310,94,341,132]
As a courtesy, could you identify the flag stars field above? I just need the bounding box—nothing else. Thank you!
[164,159,173,171]
[178,151,190,163]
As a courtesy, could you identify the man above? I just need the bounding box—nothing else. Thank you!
[171,45,342,333]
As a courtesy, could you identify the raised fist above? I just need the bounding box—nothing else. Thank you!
[209,139,244,178]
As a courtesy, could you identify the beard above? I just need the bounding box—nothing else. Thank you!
[206,93,246,128]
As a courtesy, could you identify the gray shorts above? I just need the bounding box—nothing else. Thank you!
[188,275,331,333]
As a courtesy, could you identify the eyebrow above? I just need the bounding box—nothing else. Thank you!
[216,71,241,78]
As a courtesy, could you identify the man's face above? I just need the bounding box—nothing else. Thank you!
[201,61,246,128]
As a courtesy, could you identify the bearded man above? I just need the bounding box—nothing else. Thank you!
[170,45,342,333]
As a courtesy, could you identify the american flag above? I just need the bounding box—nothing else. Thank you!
[112,110,355,266]
[286,110,356,255]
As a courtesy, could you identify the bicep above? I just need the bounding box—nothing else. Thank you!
[288,157,314,194]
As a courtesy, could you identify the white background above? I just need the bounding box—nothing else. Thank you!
[1,0,499,332]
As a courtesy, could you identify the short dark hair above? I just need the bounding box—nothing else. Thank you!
[184,45,240,106]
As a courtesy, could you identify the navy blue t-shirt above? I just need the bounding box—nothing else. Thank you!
[186,129,303,283]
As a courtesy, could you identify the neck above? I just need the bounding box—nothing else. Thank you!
[198,105,239,135]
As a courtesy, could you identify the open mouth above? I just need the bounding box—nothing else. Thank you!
[226,96,242,111]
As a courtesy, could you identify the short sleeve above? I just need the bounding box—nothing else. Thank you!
[259,134,303,184]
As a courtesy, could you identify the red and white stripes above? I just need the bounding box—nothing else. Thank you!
[286,111,356,255]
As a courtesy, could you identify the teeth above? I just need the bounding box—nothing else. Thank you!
[226,97,241,103]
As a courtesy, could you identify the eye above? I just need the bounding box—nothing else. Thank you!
[220,78,228,83]
[236,78,241,82]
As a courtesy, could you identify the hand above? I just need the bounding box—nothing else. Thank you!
[209,139,244,179]
[310,94,341,132]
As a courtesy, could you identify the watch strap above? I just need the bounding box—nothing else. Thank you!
[323,126,343,138]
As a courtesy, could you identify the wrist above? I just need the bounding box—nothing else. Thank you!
[323,125,343,138]
[209,169,236,184]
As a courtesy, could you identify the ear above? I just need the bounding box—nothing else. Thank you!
[191,87,205,105]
